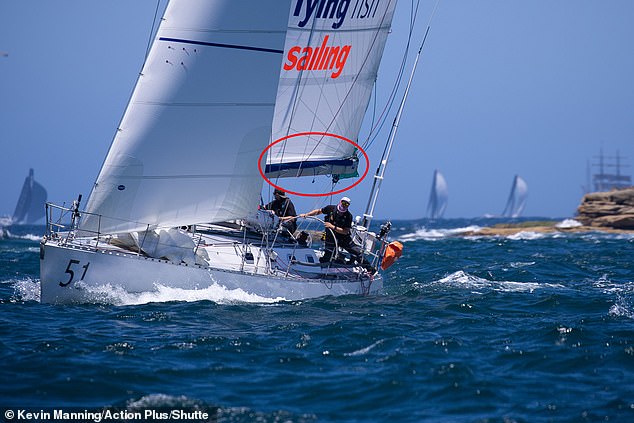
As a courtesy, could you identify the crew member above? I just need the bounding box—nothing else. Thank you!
[263,189,297,237]
[289,196,366,265]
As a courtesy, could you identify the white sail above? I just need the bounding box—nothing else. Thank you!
[265,0,398,179]
[81,0,291,234]
[502,175,528,218]
[427,169,447,219]
[12,168,47,224]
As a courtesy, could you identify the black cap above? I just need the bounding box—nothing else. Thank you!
[274,189,287,198]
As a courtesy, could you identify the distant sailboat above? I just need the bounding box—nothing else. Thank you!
[427,169,448,219]
[12,168,47,224]
[502,175,528,218]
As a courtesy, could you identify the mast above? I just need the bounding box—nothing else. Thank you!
[362,23,433,228]
[592,148,631,191]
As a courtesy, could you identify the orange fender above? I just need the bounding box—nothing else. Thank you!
[381,241,403,270]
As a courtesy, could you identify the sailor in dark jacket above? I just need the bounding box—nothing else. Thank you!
[291,196,365,264]
[263,189,297,237]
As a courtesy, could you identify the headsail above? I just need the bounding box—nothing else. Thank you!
[12,169,47,224]
[81,0,291,234]
[265,0,398,179]
[502,175,528,218]
[427,169,447,219]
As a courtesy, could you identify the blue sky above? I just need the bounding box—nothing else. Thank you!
[1,1,633,221]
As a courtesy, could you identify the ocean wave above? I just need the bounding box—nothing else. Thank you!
[556,218,582,228]
[0,230,42,242]
[594,276,634,319]
[344,339,385,357]
[126,393,207,410]
[609,303,634,319]
[509,261,536,268]
[434,270,562,293]
[400,226,482,242]
[593,276,634,294]
[506,231,547,240]
[124,394,315,422]
[19,234,42,242]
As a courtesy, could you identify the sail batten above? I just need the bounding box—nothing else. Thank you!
[158,37,285,54]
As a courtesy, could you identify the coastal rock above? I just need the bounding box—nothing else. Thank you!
[576,187,634,229]
[451,188,634,237]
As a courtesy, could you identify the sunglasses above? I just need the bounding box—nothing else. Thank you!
[341,201,350,206]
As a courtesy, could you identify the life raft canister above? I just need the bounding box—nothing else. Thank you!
[381,241,403,270]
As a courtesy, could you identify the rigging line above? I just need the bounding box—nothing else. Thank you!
[370,81,378,134]
[362,0,420,149]
[364,0,422,150]
[288,0,398,172]
[145,0,163,59]
[362,0,422,152]
[363,0,442,228]
[315,0,396,147]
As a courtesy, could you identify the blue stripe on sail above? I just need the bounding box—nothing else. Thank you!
[265,159,356,174]
[159,37,283,54]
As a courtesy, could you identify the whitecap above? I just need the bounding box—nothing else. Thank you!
[506,231,546,240]
[0,230,41,242]
[435,270,562,293]
[400,225,482,242]
[344,339,385,356]
[510,261,536,268]
[19,234,42,242]
[127,393,203,409]
[556,218,582,228]
[593,277,634,295]
[609,303,634,319]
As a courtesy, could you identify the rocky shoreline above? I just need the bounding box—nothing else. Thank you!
[575,187,634,230]
[462,187,634,236]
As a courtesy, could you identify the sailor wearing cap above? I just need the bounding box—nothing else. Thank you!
[288,196,367,265]
[263,189,297,236]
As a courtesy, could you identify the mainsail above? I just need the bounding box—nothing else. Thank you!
[81,0,291,234]
[427,169,447,219]
[12,168,47,224]
[502,175,528,218]
[265,0,398,179]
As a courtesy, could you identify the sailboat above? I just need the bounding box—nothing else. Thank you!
[11,168,48,225]
[501,175,528,218]
[426,169,447,219]
[40,0,403,304]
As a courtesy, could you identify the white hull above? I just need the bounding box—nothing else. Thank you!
[40,236,382,304]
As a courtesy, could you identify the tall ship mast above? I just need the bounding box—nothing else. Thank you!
[592,149,631,192]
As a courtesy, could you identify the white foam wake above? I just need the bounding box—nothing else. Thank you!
[0,230,42,242]
[10,278,286,306]
[75,281,287,306]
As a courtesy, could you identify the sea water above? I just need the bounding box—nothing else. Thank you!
[1,219,633,422]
